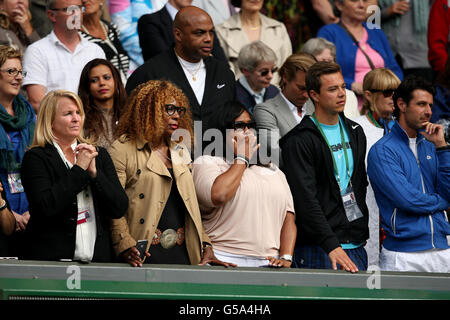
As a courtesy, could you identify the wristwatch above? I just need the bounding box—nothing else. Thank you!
[280,254,293,262]
[0,199,7,211]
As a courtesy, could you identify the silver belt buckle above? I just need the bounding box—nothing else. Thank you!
[160,228,177,249]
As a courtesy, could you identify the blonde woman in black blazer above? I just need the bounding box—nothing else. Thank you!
[20,90,128,262]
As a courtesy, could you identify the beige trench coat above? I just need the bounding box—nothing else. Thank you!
[109,135,211,264]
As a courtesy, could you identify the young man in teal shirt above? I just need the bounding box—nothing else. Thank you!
[280,61,369,273]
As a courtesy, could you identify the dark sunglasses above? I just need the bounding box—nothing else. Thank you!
[165,104,186,117]
[233,121,256,130]
[258,67,278,77]
[370,89,395,97]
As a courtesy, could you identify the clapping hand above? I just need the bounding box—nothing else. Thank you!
[75,144,98,178]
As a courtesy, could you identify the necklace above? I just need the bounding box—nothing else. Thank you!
[177,56,203,81]
[81,21,108,40]
[248,25,260,30]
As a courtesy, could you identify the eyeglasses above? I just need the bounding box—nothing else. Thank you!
[370,89,395,97]
[233,121,256,131]
[165,104,186,117]
[50,5,85,14]
[0,68,27,78]
[257,67,278,77]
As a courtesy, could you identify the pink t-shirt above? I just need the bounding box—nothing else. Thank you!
[192,156,295,258]
[355,28,385,108]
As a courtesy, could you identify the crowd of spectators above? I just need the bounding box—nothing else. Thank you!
[0,0,448,274]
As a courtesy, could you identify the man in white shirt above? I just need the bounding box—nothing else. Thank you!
[23,0,105,112]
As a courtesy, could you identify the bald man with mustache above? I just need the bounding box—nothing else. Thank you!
[127,6,236,148]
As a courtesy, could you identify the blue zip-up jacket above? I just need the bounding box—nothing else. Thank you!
[367,122,450,252]
[317,23,403,90]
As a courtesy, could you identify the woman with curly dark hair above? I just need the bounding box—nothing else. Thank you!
[78,58,127,149]
[108,79,235,268]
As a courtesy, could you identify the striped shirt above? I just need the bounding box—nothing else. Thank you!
[80,20,130,83]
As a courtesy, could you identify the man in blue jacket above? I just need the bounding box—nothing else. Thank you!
[367,75,450,273]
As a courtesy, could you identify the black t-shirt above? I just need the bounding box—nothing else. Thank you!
[146,169,190,264]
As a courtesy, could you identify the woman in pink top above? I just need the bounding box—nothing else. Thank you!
[317,0,403,111]
[192,101,296,268]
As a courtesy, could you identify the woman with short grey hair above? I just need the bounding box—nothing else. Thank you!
[301,37,336,63]
[237,40,277,72]
[235,41,279,114]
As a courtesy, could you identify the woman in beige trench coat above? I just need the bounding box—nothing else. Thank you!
[109,80,235,267]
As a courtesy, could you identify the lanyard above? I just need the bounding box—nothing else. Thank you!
[367,111,392,135]
[311,113,350,191]
[367,111,382,128]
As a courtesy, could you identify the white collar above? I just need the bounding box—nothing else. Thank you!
[280,91,305,114]
[49,30,86,52]
[53,140,78,168]
[238,76,265,99]
[176,53,204,70]
[165,2,178,21]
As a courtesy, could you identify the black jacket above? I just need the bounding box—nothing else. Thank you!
[20,144,128,262]
[235,80,279,115]
[280,114,369,254]
[137,6,227,62]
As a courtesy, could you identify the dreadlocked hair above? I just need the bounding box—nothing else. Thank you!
[115,80,194,148]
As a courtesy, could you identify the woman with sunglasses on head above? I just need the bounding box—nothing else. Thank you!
[109,80,234,268]
[192,101,296,268]
[353,67,401,268]
[0,45,34,257]
[78,58,127,150]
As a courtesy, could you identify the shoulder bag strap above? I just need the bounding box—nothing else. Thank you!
[339,21,376,70]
